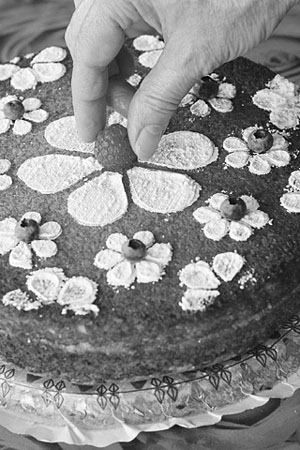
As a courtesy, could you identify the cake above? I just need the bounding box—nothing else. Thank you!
[0,41,300,385]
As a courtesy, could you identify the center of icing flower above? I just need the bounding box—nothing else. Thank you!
[197,76,219,100]
[122,238,147,262]
[247,128,273,154]
[220,196,247,221]
[3,100,25,120]
[94,124,137,172]
[14,218,39,243]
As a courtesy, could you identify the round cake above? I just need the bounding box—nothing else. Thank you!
[0,42,300,384]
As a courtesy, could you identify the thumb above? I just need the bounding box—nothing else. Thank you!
[128,38,198,161]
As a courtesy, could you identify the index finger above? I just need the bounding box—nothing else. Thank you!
[66,0,124,142]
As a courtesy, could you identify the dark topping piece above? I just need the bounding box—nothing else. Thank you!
[220,196,247,221]
[3,100,25,120]
[247,129,273,153]
[122,238,146,262]
[14,218,39,243]
[95,124,137,172]
[197,76,219,100]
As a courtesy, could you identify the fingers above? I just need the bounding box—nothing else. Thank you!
[107,77,136,118]
[128,36,197,160]
[65,0,124,142]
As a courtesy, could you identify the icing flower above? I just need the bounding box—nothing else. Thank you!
[280,170,300,213]
[179,252,245,312]
[0,211,62,269]
[193,193,270,241]
[0,46,67,91]
[0,158,12,191]
[180,74,236,116]
[133,35,165,69]
[17,119,219,227]
[0,95,49,135]
[94,231,172,288]
[223,126,290,175]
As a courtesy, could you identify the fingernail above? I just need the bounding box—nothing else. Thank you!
[135,125,164,161]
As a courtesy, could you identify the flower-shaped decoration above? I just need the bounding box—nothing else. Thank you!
[133,35,165,69]
[94,231,172,288]
[193,193,270,241]
[180,74,236,116]
[0,46,67,91]
[0,95,48,135]
[280,170,300,213]
[2,267,99,316]
[223,126,290,175]
[252,74,300,130]
[0,158,12,191]
[179,252,245,312]
[18,118,219,227]
[0,211,62,269]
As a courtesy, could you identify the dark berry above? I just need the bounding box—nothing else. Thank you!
[220,197,247,221]
[3,100,25,120]
[197,76,219,100]
[122,239,146,262]
[15,218,40,243]
[247,129,273,154]
[95,124,137,172]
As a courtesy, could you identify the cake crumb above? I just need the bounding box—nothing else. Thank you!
[238,270,257,289]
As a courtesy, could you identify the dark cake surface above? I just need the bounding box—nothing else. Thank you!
[0,44,300,384]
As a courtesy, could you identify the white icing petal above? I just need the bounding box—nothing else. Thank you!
[240,195,259,212]
[288,171,300,191]
[21,211,42,224]
[225,151,249,168]
[209,97,233,113]
[68,172,128,226]
[107,110,127,128]
[136,260,162,283]
[190,100,211,117]
[223,137,248,153]
[270,108,299,129]
[23,109,49,123]
[242,126,258,143]
[127,73,142,87]
[264,149,290,167]
[128,167,200,213]
[12,119,32,135]
[280,192,300,213]
[0,95,17,109]
[212,252,244,282]
[0,111,5,119]
[252,89,288,111]
[193,206,222,224]
[267,74,296,97]
[179,93,197,107]
[22,97,42,111]
[31,46,67,64]
[32,62,66,83]
[9,241,32,269]
[0,217,18,237]
[149,131,218,170]
[0,236,18,255]
[18,155,101,194]
[0,175,12,190]
[179,261,220,289]
[217,83,236,99]
[242,210,270,229]
[94,249,124,270]
[31,239,57,258]
[179,289,220,312]
[38,221,62,240]
[133,230,155,248]
[0,159,11,174]
[271,133,289,151]
[208,193,229,210]
[145,242,172,267]
[11,68,38,90]
[27,268,66,304]
[0,118,11,134]
[63,303,99,316]
[229,221,252,241]
[106,233,128,253]
[203,218,229,241]
[57,277,97,306]
[248,155,271,175]
[107,260,136,287]
[0,64,20,81]
[138,50,162,68]
[44,116,95,153]
[2,289,41,311]
[133,35,165,51]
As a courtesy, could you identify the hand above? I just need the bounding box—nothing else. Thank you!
[66,0,298,160]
